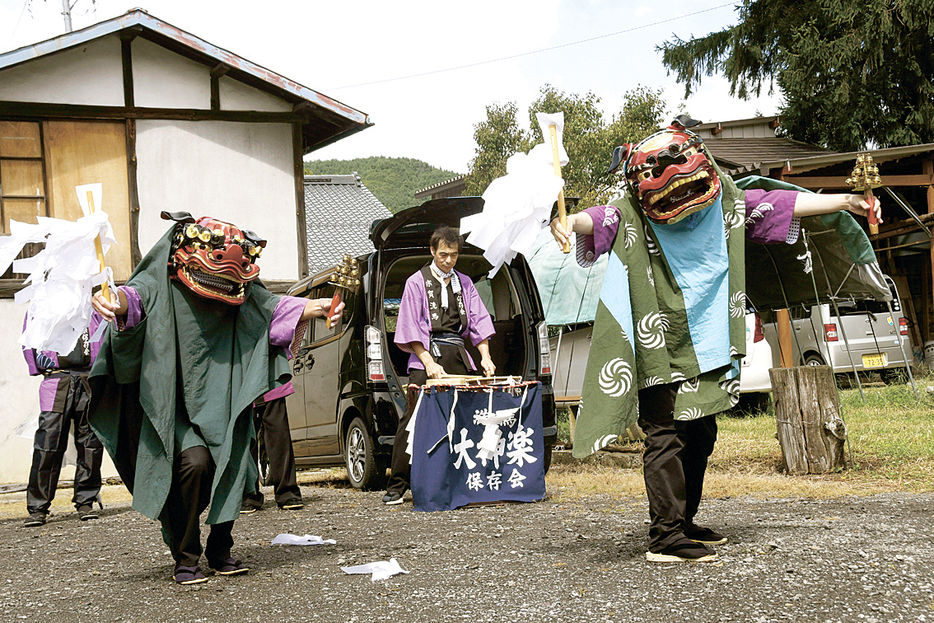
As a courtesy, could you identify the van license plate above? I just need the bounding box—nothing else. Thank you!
[862,353,887,369]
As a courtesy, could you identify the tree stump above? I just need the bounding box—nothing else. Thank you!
[769,365,847,475]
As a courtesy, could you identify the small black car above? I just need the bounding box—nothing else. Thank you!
[278,197,557,490]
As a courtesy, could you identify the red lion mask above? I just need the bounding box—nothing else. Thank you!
[164,213,265,305]
[609,117,721,224]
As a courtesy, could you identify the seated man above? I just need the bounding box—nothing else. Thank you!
[382,226,496,505]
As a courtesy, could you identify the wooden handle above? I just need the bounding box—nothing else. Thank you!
[326,291,342,329]
[548,125,570,254]
[86,190,110,300]
[866,191,879,235]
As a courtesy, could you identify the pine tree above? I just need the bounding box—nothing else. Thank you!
[659,0,934,151]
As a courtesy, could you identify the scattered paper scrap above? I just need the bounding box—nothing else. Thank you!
[272,534,336,546]
[340,558,409,581]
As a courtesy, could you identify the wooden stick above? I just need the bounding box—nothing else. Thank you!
[548,124,570,254]
[867,191,879,236]
[86,190,110,301]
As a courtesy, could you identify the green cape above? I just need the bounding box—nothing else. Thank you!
[88,227,291,523]
[573,165,746,458]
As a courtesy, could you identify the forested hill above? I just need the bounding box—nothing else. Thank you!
[304,156,461,213]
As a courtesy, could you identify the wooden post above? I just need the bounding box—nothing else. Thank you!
[770,366,846,475]
[776,308,794,367]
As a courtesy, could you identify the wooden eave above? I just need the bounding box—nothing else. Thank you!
[0,9,371,153]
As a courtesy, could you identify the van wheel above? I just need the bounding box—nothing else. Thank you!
[345,417,384,490]
[804,354,825,367]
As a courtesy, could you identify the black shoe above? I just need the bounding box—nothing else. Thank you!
[278,500,304,510]
[646,537,718,563]
[76,504,99,521]
[240,502,261,514]
[210,557,250,576]
[684,523,728,545]
[382,492,403,505]
[174,564,208,585]
[23,512,46,527]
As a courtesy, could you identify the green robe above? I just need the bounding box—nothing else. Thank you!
[573,166,746,458]
[88,227,291,523]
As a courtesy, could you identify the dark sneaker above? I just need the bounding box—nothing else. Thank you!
[210,557,249,576]
[240,502,260,514]
[23,512,46,527]
[382,491,403,505]
[684,523,728,545]
[174,565,208,585]
[279,500,304,510]
[646,537,718,563]
[77,504,99,521]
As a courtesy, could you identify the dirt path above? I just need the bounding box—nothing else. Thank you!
[1,475,931,623]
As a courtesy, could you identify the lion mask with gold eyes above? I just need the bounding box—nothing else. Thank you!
[161,211,266,305]
[607,115,721,225]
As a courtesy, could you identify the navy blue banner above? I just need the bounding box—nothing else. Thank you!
[411,382,545,512]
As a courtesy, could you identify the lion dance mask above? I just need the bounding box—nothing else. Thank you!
[608,115,722,224]
[162,211,266,305]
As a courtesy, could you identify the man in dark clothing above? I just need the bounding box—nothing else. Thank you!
[381,226,496,505]
[22,318,104,527]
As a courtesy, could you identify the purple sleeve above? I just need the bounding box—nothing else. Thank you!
[270,295,307,350]
[743,189,799,244]
[461,274,495,346]
[394,274,430,355]
[115,286,143,331]
[575,205,621,267]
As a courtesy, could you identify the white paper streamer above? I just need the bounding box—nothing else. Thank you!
[0,210,116,354]
[460,112,567,277]
[340,558,409,581]
[271,533,336,546]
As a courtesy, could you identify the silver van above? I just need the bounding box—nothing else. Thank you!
[761,275,911,378]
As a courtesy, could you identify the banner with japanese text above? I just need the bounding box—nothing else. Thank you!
[411,381,545,511]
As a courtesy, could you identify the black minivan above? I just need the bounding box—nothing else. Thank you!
[278,197,557,490]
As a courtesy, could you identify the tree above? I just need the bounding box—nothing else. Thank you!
[466,85,667,208]
[659,0,934,151]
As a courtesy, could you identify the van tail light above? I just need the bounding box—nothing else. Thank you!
[753,312,764,343]
[899,317,908,336]
[824,323,838,342]
[536,321,552,376]
[365,325,385,381]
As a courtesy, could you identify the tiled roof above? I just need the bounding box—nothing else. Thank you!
[702,137,837,176]
[303,174,392,274]
[414,175,466,199]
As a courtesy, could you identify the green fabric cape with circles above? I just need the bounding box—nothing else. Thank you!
[573,167,746,459]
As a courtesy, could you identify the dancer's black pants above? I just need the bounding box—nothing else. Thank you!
[638,382,718,551]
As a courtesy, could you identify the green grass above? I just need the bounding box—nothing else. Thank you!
[549,373,934,499]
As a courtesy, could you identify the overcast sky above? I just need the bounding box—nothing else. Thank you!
[1,0,782,173]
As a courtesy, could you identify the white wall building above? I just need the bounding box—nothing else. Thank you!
[0,9,371,484]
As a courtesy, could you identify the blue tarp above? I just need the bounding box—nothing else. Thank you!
[525,228,606,326]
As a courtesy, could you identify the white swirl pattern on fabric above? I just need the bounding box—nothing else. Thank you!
[678,407,705,420]
[645,225,660,256]
[591,434,619,454]
[647,266,655,287]
[599,358,633,397]
[730,292,746,318]
[623,222,638,248]
[641,376,665,388]
[745,201,775,226]
[677,376,700,394]
[637,311,669,349]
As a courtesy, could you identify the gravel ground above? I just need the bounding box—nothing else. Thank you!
[0,475,932,623]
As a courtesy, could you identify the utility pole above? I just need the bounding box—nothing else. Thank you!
[61,0,73,33]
